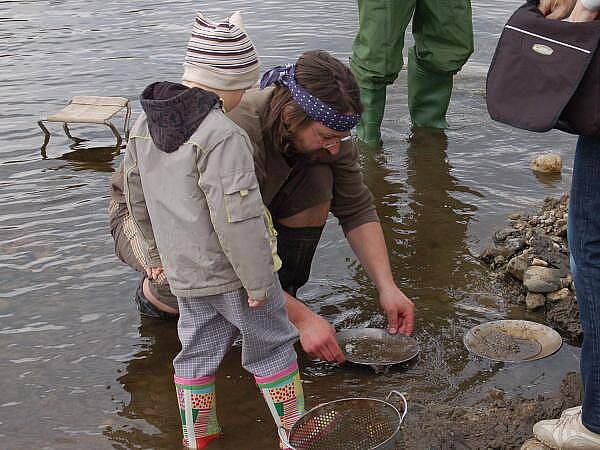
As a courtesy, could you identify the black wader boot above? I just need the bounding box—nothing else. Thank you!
[275,223,325,296]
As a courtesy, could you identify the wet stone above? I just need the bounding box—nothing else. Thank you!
[547,297,583,344]
[526,292,546,311]
[530,233,570,276]
[531,153,562,173]
[521,438,552,450]
[560,276,572,289]
[507,254,528,281]
[531,258,548,267]
[494,227,520,243]
[546,288,572,303]
[480,244,521,263]
[523,266,562,293]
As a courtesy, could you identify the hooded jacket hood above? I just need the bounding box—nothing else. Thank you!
[140,81,220,153]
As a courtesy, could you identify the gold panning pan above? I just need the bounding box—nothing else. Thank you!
[464,320,562,363]
[336,328,419,372]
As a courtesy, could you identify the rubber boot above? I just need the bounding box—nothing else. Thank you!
[407,47,454,129]
[255,362,305,449]
[174,375,221,449]
[355,86,387,148]
[275,223,324,296]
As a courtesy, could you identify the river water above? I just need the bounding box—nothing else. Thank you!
[0,1,582,449]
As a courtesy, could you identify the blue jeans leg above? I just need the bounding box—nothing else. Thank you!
[568,135,600,434]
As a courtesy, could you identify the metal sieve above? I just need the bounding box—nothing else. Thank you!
[278,391,408,450]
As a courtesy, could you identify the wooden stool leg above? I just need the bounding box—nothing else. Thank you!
[123,104,132,140]
[38,120,51,158]
[63,123,87,142]
[106,122,122,149]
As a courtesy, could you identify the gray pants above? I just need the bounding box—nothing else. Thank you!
[174,277,299,379]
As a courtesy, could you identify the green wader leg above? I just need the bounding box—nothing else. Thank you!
[408,0,474,129]
[350,0,415,146]
[407,48,453,129]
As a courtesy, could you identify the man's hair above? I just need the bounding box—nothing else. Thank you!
[263,50,363,154]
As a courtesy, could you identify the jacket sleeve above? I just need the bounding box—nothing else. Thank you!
[330,140,380,234]
[197,131,276,300]
[122,138,162,268]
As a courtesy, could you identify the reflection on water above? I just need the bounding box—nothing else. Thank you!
[104,320,181,449]
[56,145,122,172]
[0,0,583,448]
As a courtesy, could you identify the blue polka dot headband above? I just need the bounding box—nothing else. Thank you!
[259,64,361,132]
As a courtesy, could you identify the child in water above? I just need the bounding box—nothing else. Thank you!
[123,10,304,449]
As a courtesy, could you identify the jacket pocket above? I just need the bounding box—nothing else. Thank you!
[222,170,262,223]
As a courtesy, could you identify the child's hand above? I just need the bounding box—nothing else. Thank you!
[248,297,265,308]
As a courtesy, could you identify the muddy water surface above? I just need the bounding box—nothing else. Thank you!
[0,1,582,448]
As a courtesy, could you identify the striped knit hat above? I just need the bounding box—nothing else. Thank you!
[182,11,260,91]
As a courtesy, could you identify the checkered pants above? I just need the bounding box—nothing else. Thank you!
[173,277,299,379]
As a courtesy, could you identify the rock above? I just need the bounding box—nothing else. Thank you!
[530,233,570,276]
[480,244,521,263]
[494,227,519,243]
[526,292,546,310]
[556,225,568,238]
[531,154,563,174]
[547,296,583,344]
[493,255,506,267]
[560,276,573,289]
[523,266,563,293]
[521,438,552,450]
[506,237,527,253]
[546,288,572,303]
[488,388,505,401]
[509,213,521,220]
[514,221,527,231]
[531,258,548,267]
[507,254,529,281]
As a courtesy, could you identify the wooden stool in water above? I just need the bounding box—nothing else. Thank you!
[38,96,131,151]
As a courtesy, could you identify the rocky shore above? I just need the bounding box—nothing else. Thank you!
[476,194,584,448]
[480,194,582,344]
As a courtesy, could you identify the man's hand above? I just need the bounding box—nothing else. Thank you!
[296,312,346,363]
[538,0,576,19]
[378,286,415,335]
[145,266,164,280]
[283,291,346,363]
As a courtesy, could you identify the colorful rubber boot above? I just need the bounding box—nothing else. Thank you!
[255,362,305,449]
[174,375,221,449]
[355,86,386,148]
[407,47,453,130]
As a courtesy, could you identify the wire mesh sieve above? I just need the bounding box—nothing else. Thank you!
[279,391,407,450]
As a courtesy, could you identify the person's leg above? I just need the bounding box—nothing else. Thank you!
[350,0,414,146]
[173,296,237,449]
[269,164,332,296]
[533,136,600,448]
[213,281,303,448]
[408,0,473,128]
[276,210,328,297]
[569,136,600,434]
[109,201,179,317]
